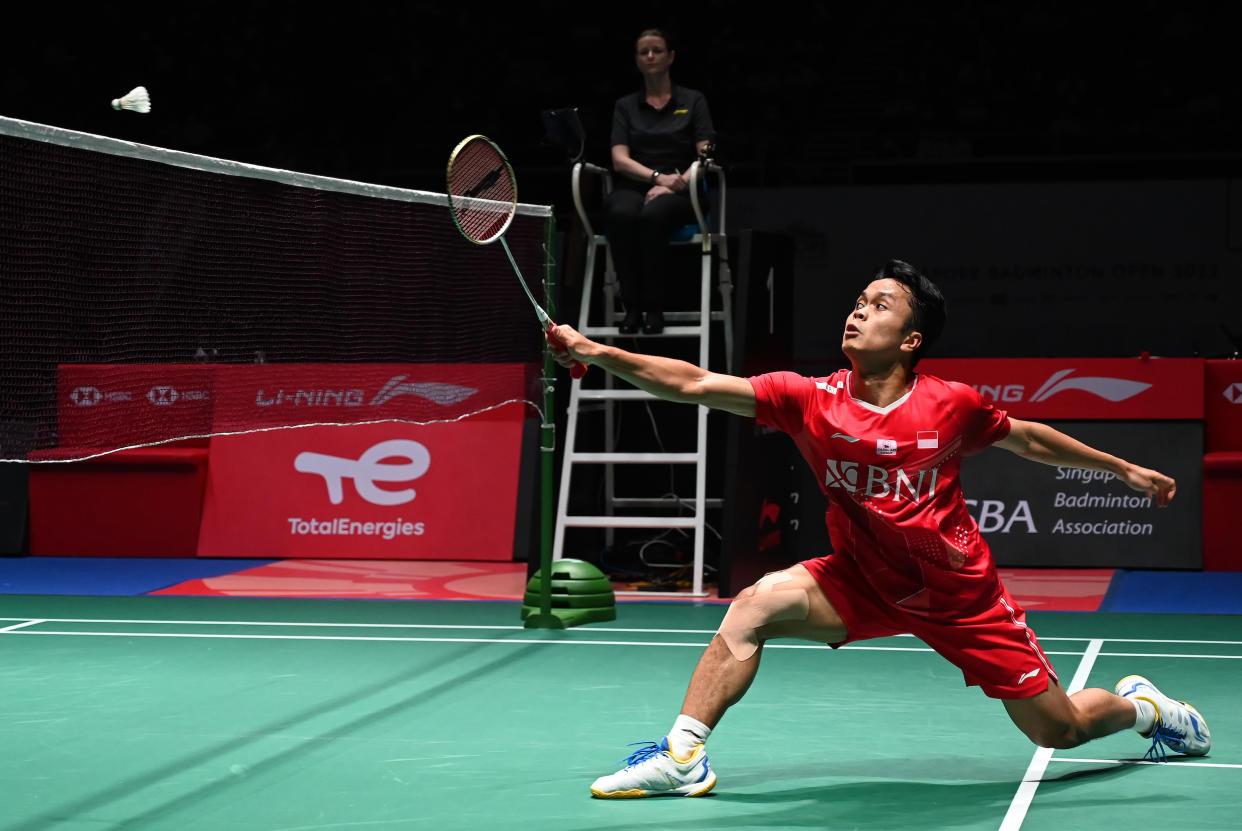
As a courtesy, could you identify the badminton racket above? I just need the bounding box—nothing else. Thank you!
[446,134,587,378]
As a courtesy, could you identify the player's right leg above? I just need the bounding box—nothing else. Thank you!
[588,565,847,798]
[1002,673,1210,760]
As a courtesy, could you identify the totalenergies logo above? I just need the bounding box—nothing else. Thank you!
[974,369,1151,404]
[294,439,430,506]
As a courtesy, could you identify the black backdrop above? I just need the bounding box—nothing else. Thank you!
[6,3,1242,202]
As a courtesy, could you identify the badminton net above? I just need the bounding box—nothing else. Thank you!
[0,116,555,462]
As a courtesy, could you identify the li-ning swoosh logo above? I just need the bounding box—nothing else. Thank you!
[1018,668,1042,685]
[1029,369,1151,403]
[831,432,861,443]
[369,376,479,406]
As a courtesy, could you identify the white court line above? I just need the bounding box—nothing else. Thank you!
[0,619,44,633]
[4,628,1241,662]
[0,630,947,651]
[1051,757,1242,771]
[0,629,1021,655]
[0,617,529,630]
[0,618,719,635]
[999,638,1104,831]
[1076,637,1242,646]
[3,630,712,647]
[1099,651,1242,660]
[2,618,1241,646]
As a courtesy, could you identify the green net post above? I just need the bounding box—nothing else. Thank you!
[524,212,566,629]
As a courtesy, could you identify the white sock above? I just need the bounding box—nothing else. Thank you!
[1131,696,1157,734]
[668,714,712,759]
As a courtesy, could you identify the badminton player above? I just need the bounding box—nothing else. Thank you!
[547,259,1211,798]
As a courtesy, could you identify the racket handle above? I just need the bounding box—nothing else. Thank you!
[545,327,588,378]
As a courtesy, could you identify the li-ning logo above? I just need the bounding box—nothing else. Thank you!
[295,439,430,506]
[974,369,1151,404]
[369,376,478,406]
[70,386,102,407]
[1028,369,1150,402]
[256,376,478,408]
[148,386,179,406]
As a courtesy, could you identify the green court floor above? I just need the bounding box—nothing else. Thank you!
[1,595,1238,830]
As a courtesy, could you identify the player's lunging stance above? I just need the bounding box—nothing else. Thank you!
[548,260,1210,798]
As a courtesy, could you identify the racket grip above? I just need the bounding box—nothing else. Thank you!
[545,327,588,378]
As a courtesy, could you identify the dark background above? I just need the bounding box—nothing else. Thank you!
[5,0,1240,368]
[7,2,1242,205]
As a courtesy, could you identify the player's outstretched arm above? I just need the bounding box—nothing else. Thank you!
[548,324,756,417]
[994,418,1176,506]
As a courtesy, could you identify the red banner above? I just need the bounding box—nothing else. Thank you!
[1205,359,1242,451]
[196,415,526,560]
[916,358,1203,420]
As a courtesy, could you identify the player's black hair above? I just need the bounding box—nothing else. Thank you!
[874,259,946,365]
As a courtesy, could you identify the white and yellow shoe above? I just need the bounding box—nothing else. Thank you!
[589,737,716,798]
[1115,675,1211,761]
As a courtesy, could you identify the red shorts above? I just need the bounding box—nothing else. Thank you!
[802,554,1058,699]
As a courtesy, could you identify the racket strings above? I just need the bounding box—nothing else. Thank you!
[448,141,516,244]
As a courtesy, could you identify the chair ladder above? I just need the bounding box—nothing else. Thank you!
[552,162,731,597]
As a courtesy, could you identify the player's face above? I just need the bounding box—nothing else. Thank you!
[635,36,673,76]
[841,278,921,359]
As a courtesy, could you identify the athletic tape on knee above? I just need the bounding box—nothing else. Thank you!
[717,570,810,661]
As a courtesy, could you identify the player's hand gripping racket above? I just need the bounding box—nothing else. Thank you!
[446,135,587,379]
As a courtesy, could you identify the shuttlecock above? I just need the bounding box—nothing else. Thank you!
[111,86,150,113]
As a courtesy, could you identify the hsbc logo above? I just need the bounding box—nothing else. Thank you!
[1225,382,1242,404]
[148,386,179,406]
[70,386,102,407]
[295,439,431,506]
[70,386,135,406]
[974,369,1151,404]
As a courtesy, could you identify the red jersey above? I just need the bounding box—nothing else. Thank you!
[749,369,1012,619]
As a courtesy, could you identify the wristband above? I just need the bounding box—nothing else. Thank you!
[650,169,659,184]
